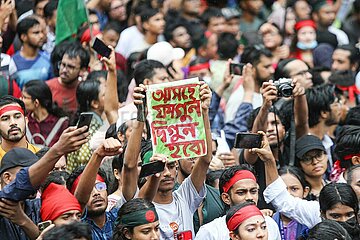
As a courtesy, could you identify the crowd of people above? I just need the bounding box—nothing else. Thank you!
[0,0,360,239]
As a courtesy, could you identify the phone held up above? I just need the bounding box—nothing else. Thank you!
[77,113,93,131]
[234,133,262,149]
[139,161,166,178]
[229,63,245,76]
[92,37,112,58]
[38,220,52,232]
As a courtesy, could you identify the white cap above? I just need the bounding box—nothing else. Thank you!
[147,41,185,66]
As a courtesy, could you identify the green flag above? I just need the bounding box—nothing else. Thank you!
[55,0,88,45]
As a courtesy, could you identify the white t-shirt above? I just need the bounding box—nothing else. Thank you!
[106,193,122,212]
[195,215,281,240]
[225,85,263,123]
[153,176,206,240]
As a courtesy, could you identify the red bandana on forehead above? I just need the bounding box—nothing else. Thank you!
[0,105,24,117]
[222,170,257,193]
[70,173,105,194]
[226,205,263,231]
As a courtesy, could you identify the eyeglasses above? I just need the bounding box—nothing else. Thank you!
[290,69,310,78]
[57,62,79,72]
[94,182,107,191]
[301,151,326,165]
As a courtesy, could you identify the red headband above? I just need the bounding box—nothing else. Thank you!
[41,183,82,221]
[295,20,316,31]
[343,153,360,161]
[227,205,263,231]
[0,105,24,117]
[222,170,257,193]
[70,173,105,194]
[80,27,101,43]
[189,62,210,73]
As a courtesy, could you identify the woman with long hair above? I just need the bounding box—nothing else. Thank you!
[22,80,69,147]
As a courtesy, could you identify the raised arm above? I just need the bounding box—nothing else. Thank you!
[122,84,146,200]
[292,79,309,138]
[244,81,276,165]
[191,82,212,193]
[74,138,122,209]
[29,126,89,188]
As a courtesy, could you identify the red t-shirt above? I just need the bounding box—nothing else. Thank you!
[47,78,79,113]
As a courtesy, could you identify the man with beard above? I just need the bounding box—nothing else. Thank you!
[9,17,51,89]
[46,43,90,113]
[195,165,281,239]
[225,45,274,122]
[306,84,342,179]
[329,44,360,106]
[243,76,307,209]
[0,95,39,161]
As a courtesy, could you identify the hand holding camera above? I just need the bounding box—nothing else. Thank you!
[273,78,293,98]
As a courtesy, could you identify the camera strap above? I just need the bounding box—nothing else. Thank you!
[289,101,296,166]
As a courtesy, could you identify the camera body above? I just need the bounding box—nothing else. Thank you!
[273,78,293,98]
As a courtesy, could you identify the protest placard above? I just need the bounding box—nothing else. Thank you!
[146,78,207,161]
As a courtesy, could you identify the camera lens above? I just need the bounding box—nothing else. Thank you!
[279,85,293,97]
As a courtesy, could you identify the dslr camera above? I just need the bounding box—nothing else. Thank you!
[273,78,293,98]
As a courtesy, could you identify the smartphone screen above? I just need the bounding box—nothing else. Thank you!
[234,133,262,149]
[139,161,166,178]
[92,38,111,58]
[77,113,93,130]
[38,220,52,232]
[230,63,245,75]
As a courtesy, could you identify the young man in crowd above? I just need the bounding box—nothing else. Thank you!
[0,96,39,160]
[46,43,90,113]
[9,17,51,89]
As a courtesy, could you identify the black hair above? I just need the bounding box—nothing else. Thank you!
[217,32,238,60]
[201,7,224,27]
[42,222,92,240]
[334,125,360,169]
[335,44,360,67]
[118,118,137,139]
[87,70,108,82]
[110,152,125,194]
[278,166,309,190]
[345,105,360,125]
[17,17,40,42]
[305,84,336,127]
[206,170,223,188]
[140,7,160,24]
[44,0,58,19]
[346,164,360,185]
[274,58,297,80]
[219,165,256,197]
[163,19,190,42]
[63,42,90,69]
[66,165,109,194]
[319,182,359,217]
[113,198,158,240]
[72,79,101,125]
[133,59,165,86]
[40,170,69,192]
[225,201,259,235]
[0,95,26,114]
[309,66,331,86]
[23,80,67,118]
[105,123,118,140]
[354,0,360,13]
[241,45,273,66]
[103,21,124,35]
[306,220,352,240]
[50,40,73,77]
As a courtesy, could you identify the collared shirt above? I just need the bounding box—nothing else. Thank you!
[0,143,40,163]
[82,207,118,240]
[0,198,41,240]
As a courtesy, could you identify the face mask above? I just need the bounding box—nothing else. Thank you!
[296,40,318,50]
[337,217,360,237]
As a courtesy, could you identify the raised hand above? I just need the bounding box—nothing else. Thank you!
[199,81,212,111]
[101,46,116,72]
[52,126,89,156]
[95,137,122,158]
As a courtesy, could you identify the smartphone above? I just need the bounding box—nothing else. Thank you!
[38,220,52,232]
[92,37,111,58]
[77,113,93,130]
[234,133,262,149]
[139,161,166,178]
[177,230,193,240]
[230,63,245,75]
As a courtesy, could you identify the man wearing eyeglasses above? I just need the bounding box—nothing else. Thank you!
[46,43,90,114]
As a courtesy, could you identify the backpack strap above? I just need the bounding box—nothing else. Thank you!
[45,116,68,146]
